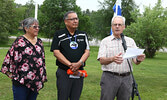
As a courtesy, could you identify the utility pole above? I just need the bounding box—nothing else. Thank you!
[35,3,38,19]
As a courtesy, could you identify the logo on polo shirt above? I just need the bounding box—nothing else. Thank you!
[70,41,78,49]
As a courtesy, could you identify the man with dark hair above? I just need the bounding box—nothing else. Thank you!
[50,11,90,100]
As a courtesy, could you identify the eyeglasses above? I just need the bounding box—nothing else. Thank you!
[66,18,79,21]
[112,24,124,27]
[30,25,40,29]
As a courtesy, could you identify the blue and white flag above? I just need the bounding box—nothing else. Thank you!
[113,0,122,17]
[110,0,122,35]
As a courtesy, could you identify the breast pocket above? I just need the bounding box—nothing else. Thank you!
[106,46,118,57]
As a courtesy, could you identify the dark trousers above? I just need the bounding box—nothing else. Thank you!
[12,85,38,100]
[56,68,84,100]
[100,71,133,100]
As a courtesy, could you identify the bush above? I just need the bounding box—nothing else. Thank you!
[124,1,167,58]
[0,32,9,45]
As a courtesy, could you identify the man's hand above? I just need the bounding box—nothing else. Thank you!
[113,53,123,64]
[99,53,123,65]
[136,54,145,62]
[70,62,81,71]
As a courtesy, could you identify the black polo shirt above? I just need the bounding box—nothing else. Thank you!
[50,28,90,71]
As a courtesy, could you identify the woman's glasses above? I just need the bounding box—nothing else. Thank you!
[30,25,40,29]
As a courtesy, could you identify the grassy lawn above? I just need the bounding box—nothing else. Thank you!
[0,45,167,100]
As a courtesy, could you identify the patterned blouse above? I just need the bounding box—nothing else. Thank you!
[1,36,47,92]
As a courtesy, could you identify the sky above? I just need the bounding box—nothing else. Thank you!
[14,0,167,13]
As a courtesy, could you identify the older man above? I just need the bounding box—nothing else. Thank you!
[97,16,145,100]
[50,11,90,100]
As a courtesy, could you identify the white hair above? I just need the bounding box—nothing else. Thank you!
[111,16,126,25]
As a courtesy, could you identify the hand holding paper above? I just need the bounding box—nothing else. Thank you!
[123,48,145,59]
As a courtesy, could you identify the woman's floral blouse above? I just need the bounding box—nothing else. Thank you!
[1,36,47,92]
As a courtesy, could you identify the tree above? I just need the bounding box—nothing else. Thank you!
[121,0,138,25]
[90,10,109,39]
[14,4,28,34]
[90,0,138,39]
[0,0,16,45]
[39,0,93,40]
[78,12,93,39]
[24,0,35,19]
[39,0,78,38]
[124,0,167,58]
[10,0,36,35]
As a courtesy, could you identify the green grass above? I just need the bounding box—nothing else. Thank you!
[0,46,167,100]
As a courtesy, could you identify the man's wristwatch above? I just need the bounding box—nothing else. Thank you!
[80,60,84,66]
[136,58,141,63]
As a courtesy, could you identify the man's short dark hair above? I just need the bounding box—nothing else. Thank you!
[63,11,77,20]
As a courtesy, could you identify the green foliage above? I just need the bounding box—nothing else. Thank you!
[121,0,138,25]
[0,0,37,37]
[78,12,94,39]
[90,0,138,39]
[0,0,16,32]
[0,32,9,45]
[90,10,110,39]
[24,0,35,18]
[0,0,16,43]
[39,0,78,38]
[124,0,167,58]
[14,0,36,33]
[14,5,27,32]
[39,0,93,39]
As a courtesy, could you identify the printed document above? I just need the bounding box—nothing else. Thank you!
[123,48,145,59]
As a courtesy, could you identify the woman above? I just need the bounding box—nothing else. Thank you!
[1,17,47,100]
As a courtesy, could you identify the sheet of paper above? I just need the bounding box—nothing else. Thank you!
[123,48,145,59]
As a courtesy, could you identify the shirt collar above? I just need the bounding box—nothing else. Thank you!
[65,27,78,36]
[110,34,121,41]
